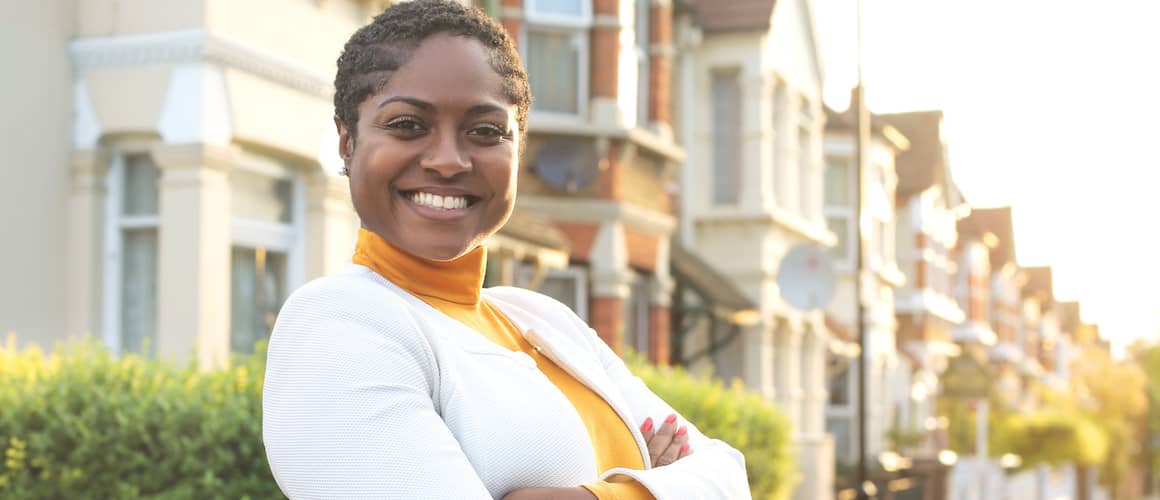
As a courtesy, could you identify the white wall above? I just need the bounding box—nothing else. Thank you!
[0,0,75,348]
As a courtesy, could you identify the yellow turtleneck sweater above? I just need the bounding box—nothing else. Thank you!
[352,229,652,500]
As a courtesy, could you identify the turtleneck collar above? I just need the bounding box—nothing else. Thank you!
[352,228,486,306]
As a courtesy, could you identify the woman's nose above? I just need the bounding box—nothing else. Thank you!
[419,129,471,177]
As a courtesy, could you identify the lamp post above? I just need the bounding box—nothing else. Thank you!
[853,0,871,497]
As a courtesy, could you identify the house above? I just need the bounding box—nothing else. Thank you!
[955,207,1025,407]
[880,110,969,459]
[671,0,836,497]
[821,101,911,467]
[1021,266,1068,389]
[489,0,684,365]
[0,0,570,367]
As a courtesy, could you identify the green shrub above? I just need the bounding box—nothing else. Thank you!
[0,338,278,499]
[993,411,1109,467]
[626,354,798,500]
[1,338,795,499]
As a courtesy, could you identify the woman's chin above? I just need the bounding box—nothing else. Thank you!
[403,235,479,262]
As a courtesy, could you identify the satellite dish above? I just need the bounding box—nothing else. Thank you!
[533,138,598,193]
[776,243,836,311]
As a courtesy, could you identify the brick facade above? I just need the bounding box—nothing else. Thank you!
[647,0,672,125]
[590,296,624,354]
[648,304,670,364]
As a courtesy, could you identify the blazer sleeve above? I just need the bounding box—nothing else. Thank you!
[262,282,493,500]
[585,328,753,500]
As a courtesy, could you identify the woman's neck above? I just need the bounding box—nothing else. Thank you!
[352,228,486,306]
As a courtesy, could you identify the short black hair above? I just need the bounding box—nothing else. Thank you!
[334,0,531,138]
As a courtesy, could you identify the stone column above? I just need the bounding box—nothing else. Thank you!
[65,149,108,340]
[796,322,835,500]
[644,234,672,364]
[774,317,804,432]
[740,317,777,401]
[589,220,632,353]
[152,143,236,371]
[304,168,356,280]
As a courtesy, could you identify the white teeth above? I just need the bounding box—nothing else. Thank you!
[409,191,469,210]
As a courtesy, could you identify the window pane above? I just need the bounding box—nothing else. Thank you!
[620,278,650,356]
[825,157,850,206]
[123,154,160,216]
[121,228,157,355]
[827,415,852,461]
[538,274,578,312]
[529,0,584,17]
[232,169,294,223]
[828,216,849,261]
[712,71,741,204]
[636,0,650,126]
[527,30,580,114]
[828,361,850,405]
[231,247,288,354]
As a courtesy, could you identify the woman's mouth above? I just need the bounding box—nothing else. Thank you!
[401,190,480,210]
[399,190,481,219]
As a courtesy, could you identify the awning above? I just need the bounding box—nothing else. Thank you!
[670,243,758,325]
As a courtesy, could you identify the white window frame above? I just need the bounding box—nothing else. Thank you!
[710,67,743,206]
[634,0,650,127]
[228,154,306,354]
[525,0,593,28]
[541,266,589,321]
[523,1,591,120]
[824,155,856,270]
[229,154,306,291]
[102,151,161,356]
[796,96,815,216]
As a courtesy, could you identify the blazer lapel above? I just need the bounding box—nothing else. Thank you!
[484,292,652,468]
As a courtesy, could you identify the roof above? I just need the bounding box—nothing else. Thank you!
[691,0,776,33]
[1056,301,1082,333]
[497,209,571,251]
[824,105,911,152]
[878,111,948,199]
[956,206,1017,266]
[670,243,756,315]
[1022,266,1055,306]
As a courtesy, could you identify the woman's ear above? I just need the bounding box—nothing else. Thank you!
[335,116,353,175]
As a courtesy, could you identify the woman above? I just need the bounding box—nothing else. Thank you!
[261,1,751,499]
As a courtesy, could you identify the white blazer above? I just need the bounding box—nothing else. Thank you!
[263,265,752,499]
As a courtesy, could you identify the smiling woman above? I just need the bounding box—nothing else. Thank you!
[260,1,751,499]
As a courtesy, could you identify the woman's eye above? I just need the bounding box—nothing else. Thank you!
[385,118,425,132]
[469,124,510,139]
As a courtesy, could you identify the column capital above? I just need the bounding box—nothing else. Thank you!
[591,269,634,298]
[650,272,674,306]
[150,142,240,172]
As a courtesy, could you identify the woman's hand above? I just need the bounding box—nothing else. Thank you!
[501,486,597,500]
[641,413,692,467]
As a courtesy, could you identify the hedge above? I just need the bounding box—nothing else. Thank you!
[2,338,795,499]
[0,339,276,499]
[627,354,798,500]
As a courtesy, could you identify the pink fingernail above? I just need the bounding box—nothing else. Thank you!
[680,443,690,455]
[664,414,678,425]
[676,425,687,437]
[641,418,654,433]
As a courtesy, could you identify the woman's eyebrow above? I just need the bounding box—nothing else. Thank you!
[466,103,508,116]
[378,96,434,111]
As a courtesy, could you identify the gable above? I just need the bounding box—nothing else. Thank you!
[767,0,824,90]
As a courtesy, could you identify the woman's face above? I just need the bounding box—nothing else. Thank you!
[338,34,520,261]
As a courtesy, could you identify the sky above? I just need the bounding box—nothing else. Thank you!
[813,0,1160,351]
